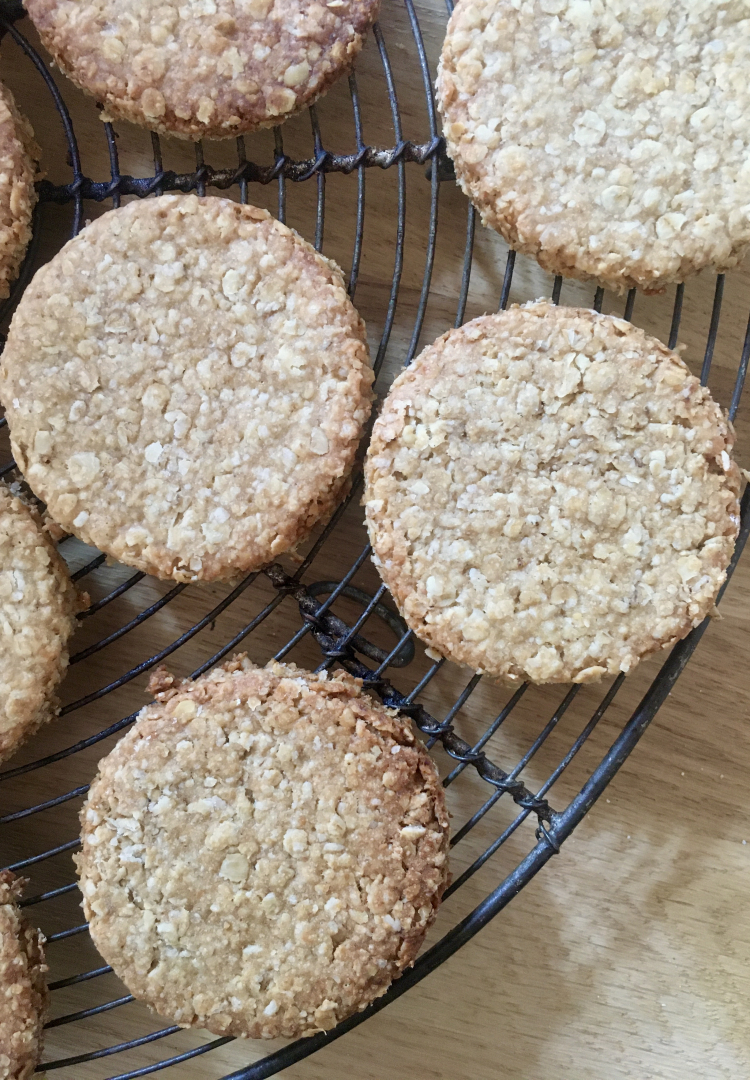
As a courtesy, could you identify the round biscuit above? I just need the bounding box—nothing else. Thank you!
[364,302,742,684]
[25,0,380,140]
[76,656,449,1039]
[0,872,48,1080]
[0,194,373,583]
[0,80,38,300]
[437,0,750,293]
[0,485,81,763]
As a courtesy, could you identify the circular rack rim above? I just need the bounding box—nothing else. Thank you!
[0,1,749,1077]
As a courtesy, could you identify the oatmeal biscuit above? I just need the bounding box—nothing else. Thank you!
[0,194,373,583]
[437,0,750,292]
[0,872,48,1080]
[26,0,380,141]
[0,80,39,300]
[364,302,741,684]
[0,485,81,763]
[76,656,449,1039]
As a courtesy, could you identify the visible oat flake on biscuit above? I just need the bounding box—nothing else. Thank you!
[76,657,449,1039]
[0,194,373,583]
[438,0,750,292]
[26,0,380,140]
[364,302,741,684]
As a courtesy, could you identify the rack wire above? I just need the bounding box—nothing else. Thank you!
[1,1,749,1077]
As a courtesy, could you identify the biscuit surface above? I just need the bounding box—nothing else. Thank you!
[438,0,750,292]
[0,872,48,1080]
[26,0,379,140]
[0,80,38,300]
[364,303,741,684]
[0,194,373,583]
[77,657,449,1038]
[0,486,80,763]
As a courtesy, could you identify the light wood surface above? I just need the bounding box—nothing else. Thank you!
[1,4,749,1079]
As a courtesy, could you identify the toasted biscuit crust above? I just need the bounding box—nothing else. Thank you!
[26,0,379,140]
[0,81,38,300]
[0,486,80,763]
[0,872,48,1080]
[438,0,750,293]
[0,195,373,583]
[76,657,449,1039]
[364,303,741,684]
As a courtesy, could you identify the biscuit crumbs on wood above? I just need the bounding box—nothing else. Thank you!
[0,194,373,583]
[0,485,82,765]
[438,0,750,292]
[0,872,48,1080]
[76,656,449,1039]
[364,302,741,685]
[26,0,380,140]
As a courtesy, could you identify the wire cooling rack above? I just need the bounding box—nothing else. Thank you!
[1,1,749,1077]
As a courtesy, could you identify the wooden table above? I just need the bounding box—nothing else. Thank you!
[2,4,749,1078]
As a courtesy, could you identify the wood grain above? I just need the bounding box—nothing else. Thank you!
[0,3,749,1078]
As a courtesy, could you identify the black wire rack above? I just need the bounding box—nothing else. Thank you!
[1,1,749,1077]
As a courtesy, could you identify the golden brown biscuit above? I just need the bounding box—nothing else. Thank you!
[26,0,380,140]
[0,80,38,300]
[364,303,741,684]
[76,657,449,1038]
[0,485,81,763]
[438,0,750,292]
[0,194,373,583]
[0,872,48,1080]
